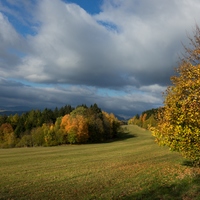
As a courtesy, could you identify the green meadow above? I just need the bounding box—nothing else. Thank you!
[0,125,200,200]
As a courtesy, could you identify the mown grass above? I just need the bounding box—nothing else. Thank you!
[0,125,200,200]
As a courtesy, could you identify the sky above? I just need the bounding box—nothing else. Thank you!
[0,0,200,118]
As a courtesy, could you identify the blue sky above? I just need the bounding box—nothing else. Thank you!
[0,0,200,118]
[65,0,103,14]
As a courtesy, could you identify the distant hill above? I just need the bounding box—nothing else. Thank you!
[115,114,131,121]
[0,110,27,116]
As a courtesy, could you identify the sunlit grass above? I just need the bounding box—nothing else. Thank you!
[0,125,200,199]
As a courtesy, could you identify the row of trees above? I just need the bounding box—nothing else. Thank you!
[0,105,74,138]
[0,104,120,148]
[128,109,158,129]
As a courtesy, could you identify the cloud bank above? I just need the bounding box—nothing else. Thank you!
[0,0,200,117]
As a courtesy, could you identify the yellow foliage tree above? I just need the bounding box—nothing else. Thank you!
[102,111,120,139]
[61,106,120,144]
[151,62,200,164]
[128,116,135,125]
[142,113,147,123]
[0,123,16,147]
[61,114,89,144]
[151,25,200,165]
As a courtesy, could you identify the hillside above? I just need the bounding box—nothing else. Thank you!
[0,125,199,199]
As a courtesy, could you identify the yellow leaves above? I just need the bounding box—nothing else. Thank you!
[0,123,15,147]
[152,62,200,163]
[75,115,89,143]
[60,108,120,144]
[61,114,89,144]
[0,123,13,135]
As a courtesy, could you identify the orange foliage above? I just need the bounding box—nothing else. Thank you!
[61,114,89,143]
[0,123,14,141]
[142,113,147,122]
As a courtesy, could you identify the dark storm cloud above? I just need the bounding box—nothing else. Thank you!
[0,78,163,117]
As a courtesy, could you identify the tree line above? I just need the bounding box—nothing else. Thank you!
[128,108,158,129]
[0,104,120,148]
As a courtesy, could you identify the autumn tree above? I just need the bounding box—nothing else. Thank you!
[87,104,104,142]
[0,104,120,147]
[102,111,120,139]
[151,25,200,164]
[60,105,120,144]
[128,115,142,127]
[128,116,135,125]
[182,24,200,65]
[31,127,45,146]
[0,123,16,148]
[61,114,89,144]
[144,114,157,129]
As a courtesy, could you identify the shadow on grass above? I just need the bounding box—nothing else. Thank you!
[117,131,137,140]
[120,175,200,200]
[182,160,200,168]
[86,128,136,144]
[106,128,137,143]
[182,160,195,167]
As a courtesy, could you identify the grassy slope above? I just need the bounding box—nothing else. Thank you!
[0,125,200,200]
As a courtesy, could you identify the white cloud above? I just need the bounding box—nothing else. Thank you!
[0,12,26,78]
[3,0,200,87]
[140,84,166,93]
[20,0,200,87]
[96,0,200,83]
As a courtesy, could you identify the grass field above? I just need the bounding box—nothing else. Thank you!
[0,125,200,200]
